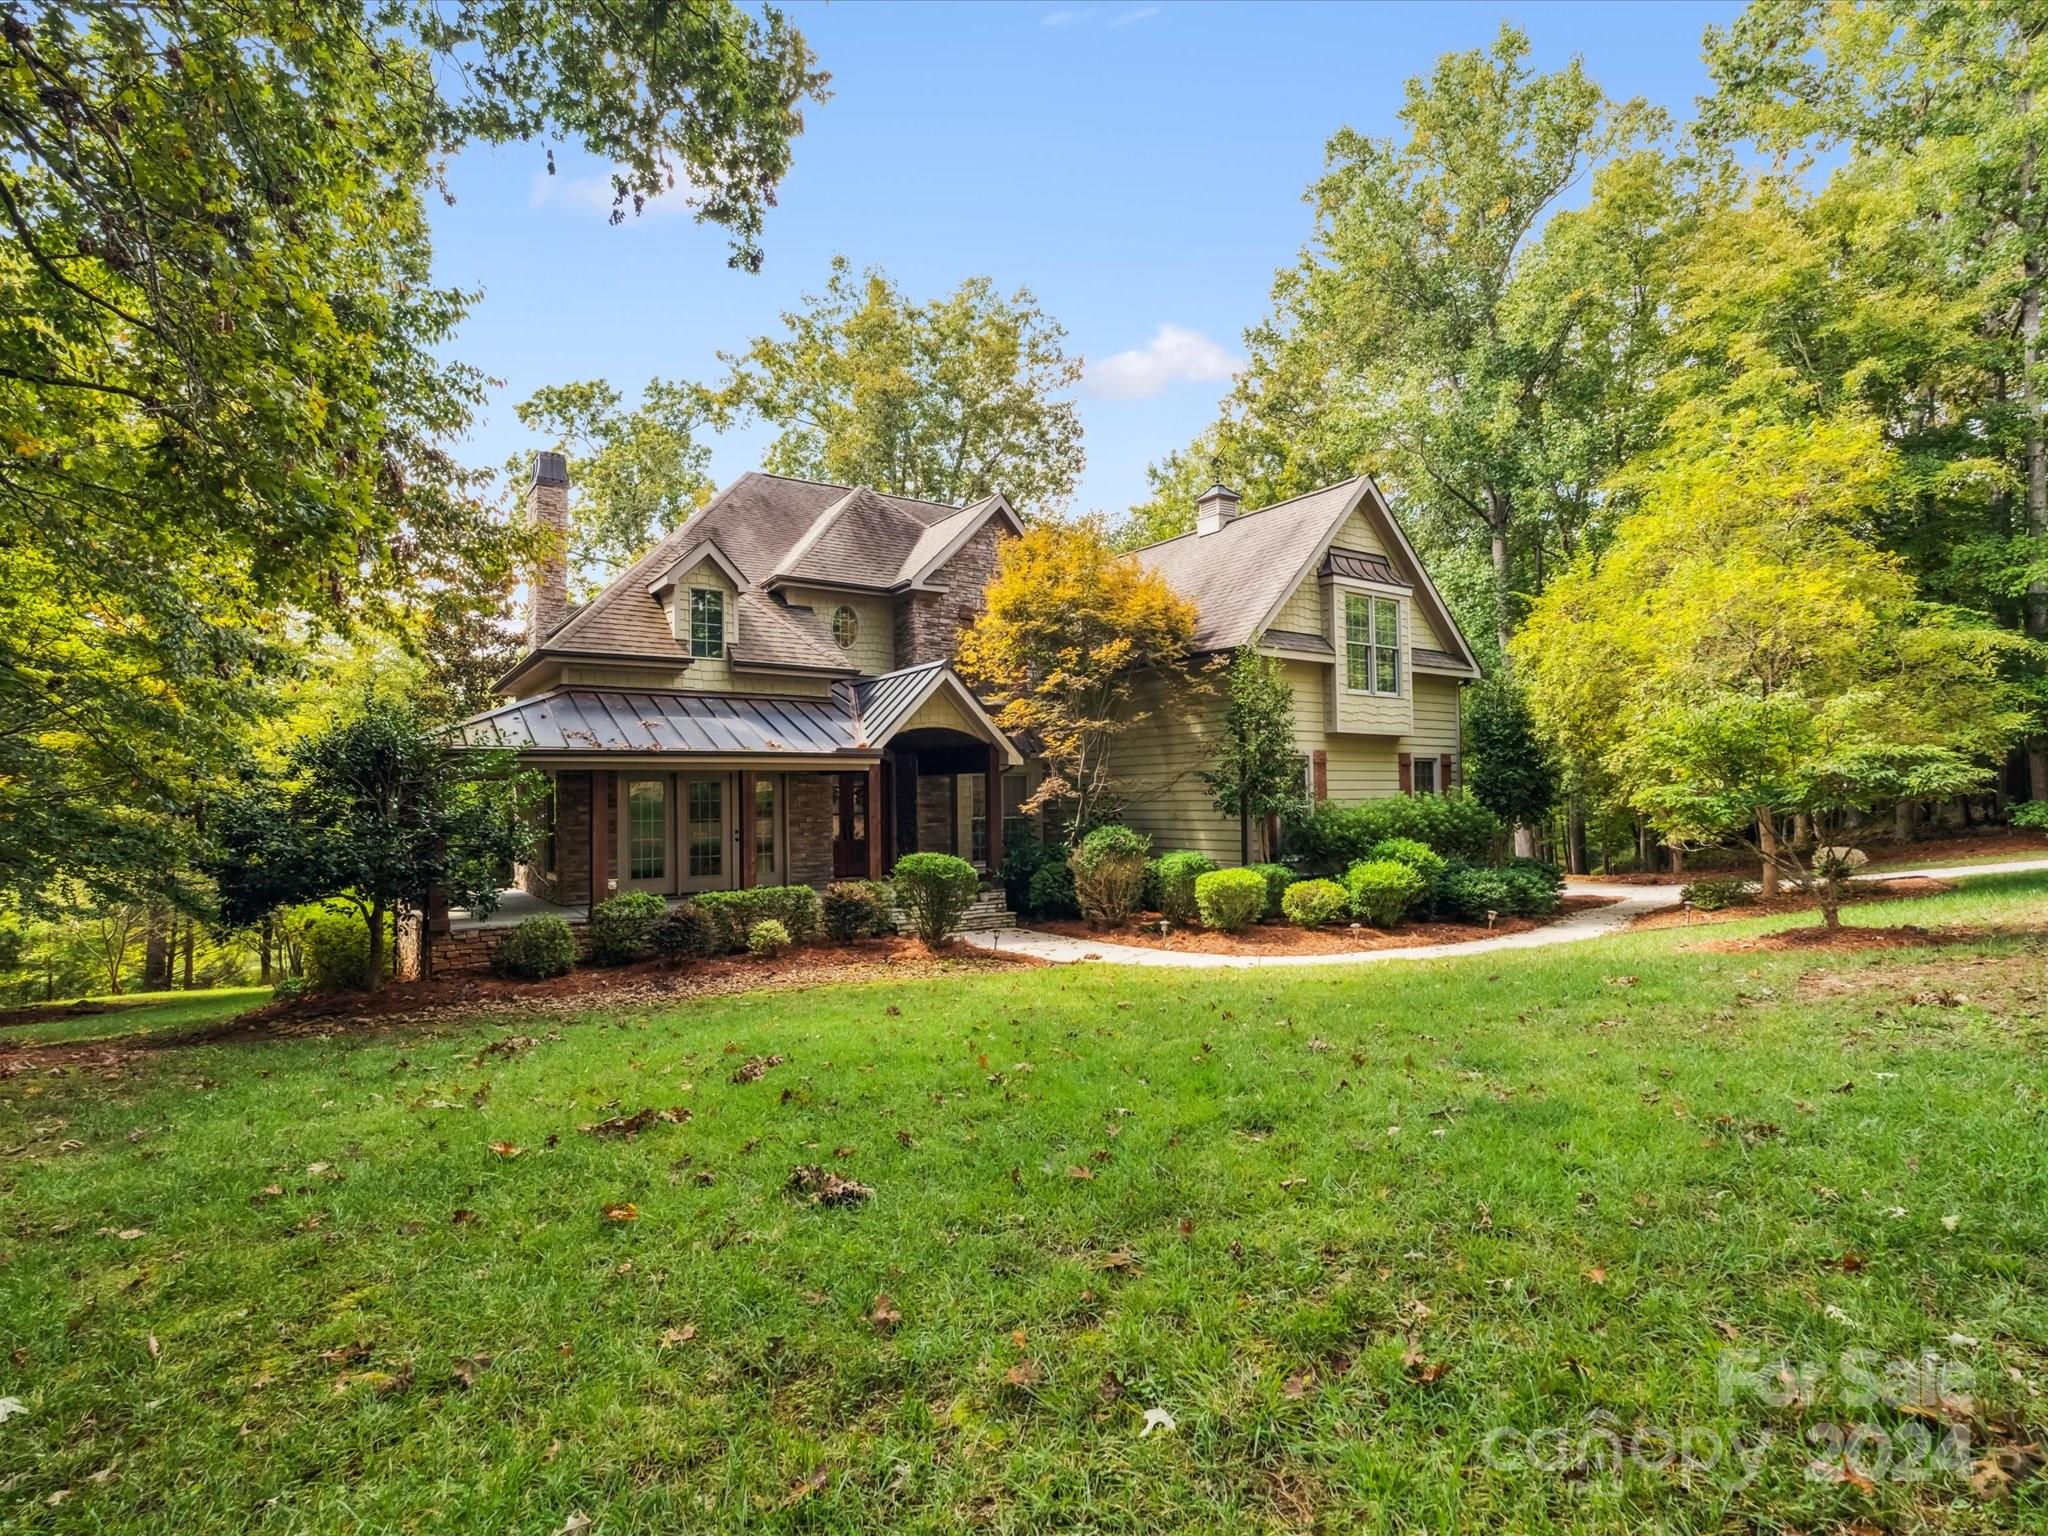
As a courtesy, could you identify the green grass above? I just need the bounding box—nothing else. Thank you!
[0,987,270,1048]
[4,878,2047,1533]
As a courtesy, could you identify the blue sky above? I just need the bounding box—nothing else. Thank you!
[430,0,1740,519]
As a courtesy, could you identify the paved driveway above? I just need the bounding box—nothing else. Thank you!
[963,856,2048,970]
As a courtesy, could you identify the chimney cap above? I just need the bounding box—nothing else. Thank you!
[531,450,568,488]
[1198,482,1240,503]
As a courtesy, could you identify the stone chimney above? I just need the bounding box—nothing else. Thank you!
[526,450,570,649]
[1195,482,1241,536]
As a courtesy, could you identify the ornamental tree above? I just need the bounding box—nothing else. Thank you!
[958,520,1198,836]
[1200,646,1307,865]
[1515,409,2034,924]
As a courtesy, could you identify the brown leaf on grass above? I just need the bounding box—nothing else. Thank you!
[658,1325,697,1348]
[787,1165,872,1206]
[550,1515,593,1536]
[251,1185,284,1203]
[146,1333,159,1360]
[1836,1252,1867,1273]
[1005,1359,1043,1387]
[1066,1164,1095,1181]
[894,1129,916,1148]
[832,1145,855,1159]
[1400,1340,1448,1384]
[450,1208,479,1227]
[1808,1457,1876,1493]
[729,1054,787,1085]
[781,1466,830,1508]
[333,1368,409,1396]
[451,1354,492,1389]
[1711,1319,1741,1341]
[1098,1250,1138,1274]
[869,1294,902,1330]
[1282,1370,1313,1399]
[601,1201,639,1223]
[489,1142,523,1159]
[581,1106,689,1138]
[1011,1327,1028,1349]
[1584,1266,1607,1286]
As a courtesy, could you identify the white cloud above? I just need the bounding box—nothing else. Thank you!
[1085,323,1240,400]
[1044,4,1157,27]
[528,169,692,218]
[1110,5,1160,24]
[1041,7,1094,26]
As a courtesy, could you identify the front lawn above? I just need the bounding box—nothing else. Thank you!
[4,876,2046,1532]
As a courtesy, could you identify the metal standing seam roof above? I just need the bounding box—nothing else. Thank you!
[835,659,948,746]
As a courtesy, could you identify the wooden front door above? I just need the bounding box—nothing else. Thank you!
[830,772,869,879]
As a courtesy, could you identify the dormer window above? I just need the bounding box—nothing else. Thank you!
[689,588,724,658]
[1343,593,1400,695]
[832,604,859,650]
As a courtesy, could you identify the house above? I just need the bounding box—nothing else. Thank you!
[1110,478,1481,862]
[449,456,1478,917]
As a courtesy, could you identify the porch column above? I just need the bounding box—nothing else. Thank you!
[986,742,1005,878]
[738,770,757,890]
[588,770,613,910]
[866,762,884,879]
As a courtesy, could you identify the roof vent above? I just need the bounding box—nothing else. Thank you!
[1195,482,1241,536]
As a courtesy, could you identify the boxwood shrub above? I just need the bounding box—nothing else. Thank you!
[695,886,821,951]
[1343,858,1425,928]
[651,901,721,960]
[1193,867,1265,932]
[1069,824,1151,925]
[1247,862,1296,919]
[304,914,370,991]
[1283,794,1500,873]
[585,890,668,965]
[493,914,577,979]
[1280,877,1348,927]
[1025,860,1078,920]
[892,853,981,946]
[822,880,895,941]
[746,918,792,957]
[1153,850,1218,924]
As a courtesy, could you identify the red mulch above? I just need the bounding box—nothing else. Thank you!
[1630,877,1952,932]
[0,938,1038,1077]
[1029,895,1614,956]
[0,999,136,1031]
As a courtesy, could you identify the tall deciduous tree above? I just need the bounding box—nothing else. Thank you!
[1128,27,1681,658]
[509,379,715,593]
[1201,647,1307,865]
[1514,409,2033,918]
[1462,678,1557,851]
[0,1,826,905]
[958,521,1197,836]
[1700,0,2048,793]
[711,257,1084,513]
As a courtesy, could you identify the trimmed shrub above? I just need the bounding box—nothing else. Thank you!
[1284,794,1501,873]
[586,890,668,965]
[304,914,370,991]
[1368,836,1450,918]
[1681,877,1751,912]
[1503,855,1565,908]
[1194,867,1266,932]
[1069,824,1151,925]
[1281,878,1349,927]
[892,853,981,946]
[493,915,577,979]
[746,919,792,958]
[652,901,721,960]
[696,886,822,951]
[1154,850,1218,924]
[822,880,895,942]
[1438,865,1515,923]
[1026,860,1079,920]
[1247,863,1296,919]
[1344,859,1425,928]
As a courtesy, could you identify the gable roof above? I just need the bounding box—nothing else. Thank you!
[500,472,1021,690]
[1129,474,1480,675]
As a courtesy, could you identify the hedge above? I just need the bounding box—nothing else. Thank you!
[493,915,577,979]
[585,890,668,965]
[1194,867,1265,932]
[1153,850,1217,924]
[695,885,822,951]
[1284,794,1500,873]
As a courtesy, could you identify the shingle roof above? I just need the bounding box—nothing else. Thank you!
[1131,478,1366,651]
[505,473,1018,686]
[1262,629,1334,655]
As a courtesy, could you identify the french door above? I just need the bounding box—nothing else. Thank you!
[830,772,869,879]
[619,776,673,892]
[680,775,732,893]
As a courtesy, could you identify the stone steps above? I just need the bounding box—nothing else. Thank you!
[890,886,1016,935]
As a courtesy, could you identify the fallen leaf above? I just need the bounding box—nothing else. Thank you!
[450,1208,478,1226]
[658,1325,697,1348]
[729,1054,787,1085]
[601,1202,639,1222]
[1139,1406,1176,1437]
[786,1165,872,1206]
[306,1162,330,1175]
[1836,1253,1866,1273]
[869,1294,901,1330]
[1004,1360,1042,1387]
[1065,1165,1095,1181]
[780,1466,829,1509]
[0,1396,26,1422]
[116,1228,143,1241]
[1401,1340,1449,1384]
[1282,1371,1313,1399]
[581,1106,689,1138]
[146,1333,159,1360]
[1584,1266,1607,1285]
[489,1142,523,1159]
[550,1515,593,1536]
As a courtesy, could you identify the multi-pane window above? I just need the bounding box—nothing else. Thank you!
[687,778,722,877]
[832,605,859,650]
[1412,757,1437,795]
[689,588,724,658]
[969,774,989,866]
[1001,772,1028,849]
[754,777,776,872]
[1344,593,1400,696]
[627,779,666,881]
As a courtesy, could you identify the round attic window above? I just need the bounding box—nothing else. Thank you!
[832,604,860,650]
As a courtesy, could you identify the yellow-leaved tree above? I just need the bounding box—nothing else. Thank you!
[1515,409,2035,926]
[957,520,1198,837]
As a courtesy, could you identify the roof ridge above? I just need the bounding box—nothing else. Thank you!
[747,469,973,514]
[1126,474,1368,555]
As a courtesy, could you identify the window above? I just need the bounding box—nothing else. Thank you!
[627,779,666,881]
[1002,771,1028,848]
[832,604,860,650]
[1344,593,1401,695]
[1412,757,1437,795]
[687,778,722,877]
[538,775,558,876]
[754,776,776,871]
[969,774,989,866]
[689,588,724,658]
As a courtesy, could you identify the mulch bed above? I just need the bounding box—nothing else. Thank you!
[1029,894,1614,956]
[0,938,1038,1078]
[1701,923,1972,954]
[1630,877,1952,932]
[1579,828,2046,886]
[0,999,135,1031]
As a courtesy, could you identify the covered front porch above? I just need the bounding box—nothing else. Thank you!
[447,661,1024,921]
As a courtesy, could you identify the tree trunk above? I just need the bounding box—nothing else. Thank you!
[1821,880,1841,933]
[365,900,385,992]
[1240,806,1252,868]
[1636,816,1655,872]
[260,915,273,984]
[1757,808,1780,899]
[2024,110,2048,799]
[1566,797,1588,876]
[1894,797,1916,842]
[1667,844,1684,877]
[181,922,194,989]
[1487,490,1514,662]
[144,906,168,991]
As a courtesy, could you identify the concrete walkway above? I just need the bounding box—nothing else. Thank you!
[961,855,2048,970]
